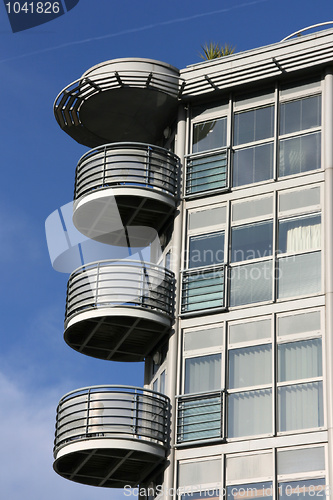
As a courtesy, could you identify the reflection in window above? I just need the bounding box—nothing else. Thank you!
[229,345,272,389]
[280,95,321,135]
[278,214,321,253]
[189,232,224,268]
[193,117,227,153]
[233,142,274,187]
[234,106,274,145]
[279,132,321,177]
[185,354,221,394]
[231,221,273,262]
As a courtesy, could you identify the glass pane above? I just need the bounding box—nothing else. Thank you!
[160,370,166,394]
[182,490,220,500]
[231,221,273,262]
[189,232,224,269]
[233,142,274,187]
[229,319,271,344]
[278,214,321,253]
[226,453,273,482]
[185,354,221,394]
[228,389,272,437]
[178,458,222,488]
[230,261,273,306]
[280,95,321,135]
[278,252,321,299]
[189,206,226,230]
[228,482,273,500]
[278,381,323,431]
[229,344,272,389]
[232,196,273,222]
[278,479,325,500]
[278,339,322,382]
[184,326,223,351]
[277,310,321,337]
[279,131,321,177]
[279,186,320,213]
[234,106,274,145]
[277,446,325,475]
[193,117,227,153]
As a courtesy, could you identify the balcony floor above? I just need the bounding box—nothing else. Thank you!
[54,438,165,488]
[65,307,171,361]
[73,188,176,246]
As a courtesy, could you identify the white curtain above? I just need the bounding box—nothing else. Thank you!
[286,223,321,252]
[228,389,272,438]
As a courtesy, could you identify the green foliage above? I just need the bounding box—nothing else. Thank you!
[200,42,235,60]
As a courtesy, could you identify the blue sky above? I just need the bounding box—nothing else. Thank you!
[0,0,332,498]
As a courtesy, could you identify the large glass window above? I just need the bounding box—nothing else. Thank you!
[193,117,227,153]
[189,231,224,268]
[233,143,273,187]
[234,106,274,145]
[229,260,273,307]
[229,345,272,389]
[185,354,221,394]
[279,95,321,135]
[279,95,321,177]
[231,221,273,262]
[279,132,321,177]
[278,214,321,299]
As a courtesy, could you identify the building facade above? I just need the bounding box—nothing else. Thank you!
[51,27,333,499]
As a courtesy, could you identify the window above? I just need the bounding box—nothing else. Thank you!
[193,118,227,153]
[178,325,224,442]
[231,221,273,262]
[228,318,272,438]
[187,111,229,196]
[183,207,226,313]
[278,214,321,299]
[189,232,224,268]
[279,95,321,177]
[277,311,324,433]
[233,105,274,187]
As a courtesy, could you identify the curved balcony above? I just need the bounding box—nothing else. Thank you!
[53,385,170,488]
[54,58,180,147]
[64,260,175,362]
[72,143,179,245]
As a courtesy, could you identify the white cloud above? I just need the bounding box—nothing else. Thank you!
[0,371,134,500]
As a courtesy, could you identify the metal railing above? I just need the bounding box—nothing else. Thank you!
[181,265,226,314]
[54,385,170,452]
[54,69,181,129]
[65,259,175,323]
[185,148,229,197]
[177,391,225,443]
[74,143,179,200]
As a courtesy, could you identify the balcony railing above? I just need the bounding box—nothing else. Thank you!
[54,385,170,452]
[74,143,178,200]
[185,148,229,197]
[181,265,226,314]
[177,391,225,444]
[65,259,175,324]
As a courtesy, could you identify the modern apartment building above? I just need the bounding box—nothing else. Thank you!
[51,26,333,500]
